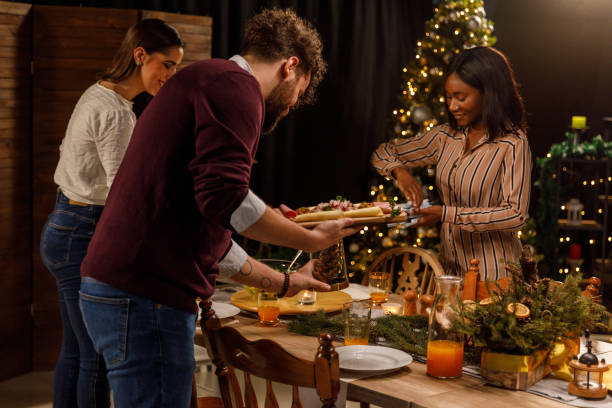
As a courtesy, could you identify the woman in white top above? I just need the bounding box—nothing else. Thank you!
[39,19,183,408]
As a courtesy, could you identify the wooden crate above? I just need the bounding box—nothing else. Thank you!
[480,349,551,390]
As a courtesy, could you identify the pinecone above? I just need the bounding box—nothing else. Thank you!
[520,295,534,309]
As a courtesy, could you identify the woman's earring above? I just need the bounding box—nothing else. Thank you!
[136,61,143,67]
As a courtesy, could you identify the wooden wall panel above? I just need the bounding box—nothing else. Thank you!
[32,5,139,371]
[0,0,32,381]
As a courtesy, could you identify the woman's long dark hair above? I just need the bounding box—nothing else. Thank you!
[99,18,184,83]
[444,46,526,139]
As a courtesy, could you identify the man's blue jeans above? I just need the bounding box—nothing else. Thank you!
[40,190,109,408]
[80,278,197,408]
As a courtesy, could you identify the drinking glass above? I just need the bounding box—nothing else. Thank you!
[257,291,280,327]
[343,300,372,346]
[368,271,390,304]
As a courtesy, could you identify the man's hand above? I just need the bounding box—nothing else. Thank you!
[393,167,423,207]
[412,205,443,227]
[306,218,361,252]
[286,260,330,296]
[273,203,297,219]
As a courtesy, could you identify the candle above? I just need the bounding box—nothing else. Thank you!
[382,302,402,315]
[569,243,581,259]
[571,116,586,129]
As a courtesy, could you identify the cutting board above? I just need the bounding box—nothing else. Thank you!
[297,213,408,229]
[230,289,352,315]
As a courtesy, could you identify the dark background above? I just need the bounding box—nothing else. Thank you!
[25,0,612,207]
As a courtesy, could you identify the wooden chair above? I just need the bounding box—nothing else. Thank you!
[361,245,444,297]
[198,300,340,408]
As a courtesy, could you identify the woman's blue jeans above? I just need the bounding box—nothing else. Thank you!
[40,190,109,408]
[80,278,197,408]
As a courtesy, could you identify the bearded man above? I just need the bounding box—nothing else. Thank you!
[78,9,358,408]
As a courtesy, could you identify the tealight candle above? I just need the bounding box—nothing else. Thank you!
[571,116,586,129]
[382,302,402,315]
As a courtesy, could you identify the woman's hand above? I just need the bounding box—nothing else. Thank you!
[307,219,360,252]
[412,205,443,227]
[393,167,423,207]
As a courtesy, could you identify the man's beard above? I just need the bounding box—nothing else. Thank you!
[262,78,297,135]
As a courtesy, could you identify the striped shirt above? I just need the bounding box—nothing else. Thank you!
[371,124,532,280]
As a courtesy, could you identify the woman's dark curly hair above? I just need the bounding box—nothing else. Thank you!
[444,46,527,140]
[241,8,327,107]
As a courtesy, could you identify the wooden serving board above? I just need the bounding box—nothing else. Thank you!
[297,213,408,229]
[230,289,352,315]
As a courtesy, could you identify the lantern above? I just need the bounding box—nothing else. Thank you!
[568,330,609,399]
[566,198,584,226]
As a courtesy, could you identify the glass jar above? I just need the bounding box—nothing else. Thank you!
[311,240,349,290]
[426,275,464,379]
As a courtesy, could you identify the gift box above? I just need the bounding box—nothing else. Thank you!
[480,349,551,390]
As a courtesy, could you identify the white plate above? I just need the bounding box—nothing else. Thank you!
[336,345,413,374]
[211,302,240,319]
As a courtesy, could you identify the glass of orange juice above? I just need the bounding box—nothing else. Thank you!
[343,300,371,346]
[257,291,280,327]
[368,271,390,305]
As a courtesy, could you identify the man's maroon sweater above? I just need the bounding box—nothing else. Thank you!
[81,59,264,313]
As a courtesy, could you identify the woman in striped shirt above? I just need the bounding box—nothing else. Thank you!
[372,47,531,280]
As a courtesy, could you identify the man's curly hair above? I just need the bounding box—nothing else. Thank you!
[242,8,327,106]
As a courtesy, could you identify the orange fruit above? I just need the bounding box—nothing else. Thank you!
[506,302,530,318]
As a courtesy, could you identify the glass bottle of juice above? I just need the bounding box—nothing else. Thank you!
[426,275,464,378]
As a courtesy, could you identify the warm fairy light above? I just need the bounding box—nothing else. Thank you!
[360,230,365,235]
[470,33,475,38]
[561,205,566,210]
[517,231,522,237]
[399,109,405,113]
[370,191,376,196]
[600,178,604,183]
[552,174,557,179]
[439,96,445,103]
[417,41,422,46]
[563,166,567,171]
[599,208,603,214]
[547,153,551,158]
[416,238,422,243]
[378,184,384,189]
[364,226,369,231]
[402,91,407,95]
[351,260,355,265]
[583,181,588,186]
[441,47,445,52]
[566,236,570,241]
[608,236,612,242]
[401,131,407,135]
[403,67,407,72]
[378,233,383,237]
[580,211,585,215]
[564,268,569,274]
[559,268,564,274]
[422,72,428,77]
[367,249,372,253]
[429,185,434,190]
[434,24,439,29]
[576,267,580,272]
[393,110,398,115]
[609,177,611,182]
[591,180,596,185]
[434,49,438,53]
[435,35,440,40]
[590,239,595,244]
[394,196,398,201]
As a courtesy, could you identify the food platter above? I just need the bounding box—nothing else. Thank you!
[296,213,408,228]
[230,289,352,315]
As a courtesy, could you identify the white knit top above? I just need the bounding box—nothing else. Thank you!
[53,82,137,205]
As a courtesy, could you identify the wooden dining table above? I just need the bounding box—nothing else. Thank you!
[194,311,570,408]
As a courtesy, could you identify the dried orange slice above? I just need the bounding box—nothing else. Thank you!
[506,302,530,318]
[462,300,477,312]
[479,297,498,306]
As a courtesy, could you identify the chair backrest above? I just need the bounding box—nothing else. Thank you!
[199,300,340,408]
[362,246,444,297]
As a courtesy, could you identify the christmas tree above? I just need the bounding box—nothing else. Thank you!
[346,0,497,280]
